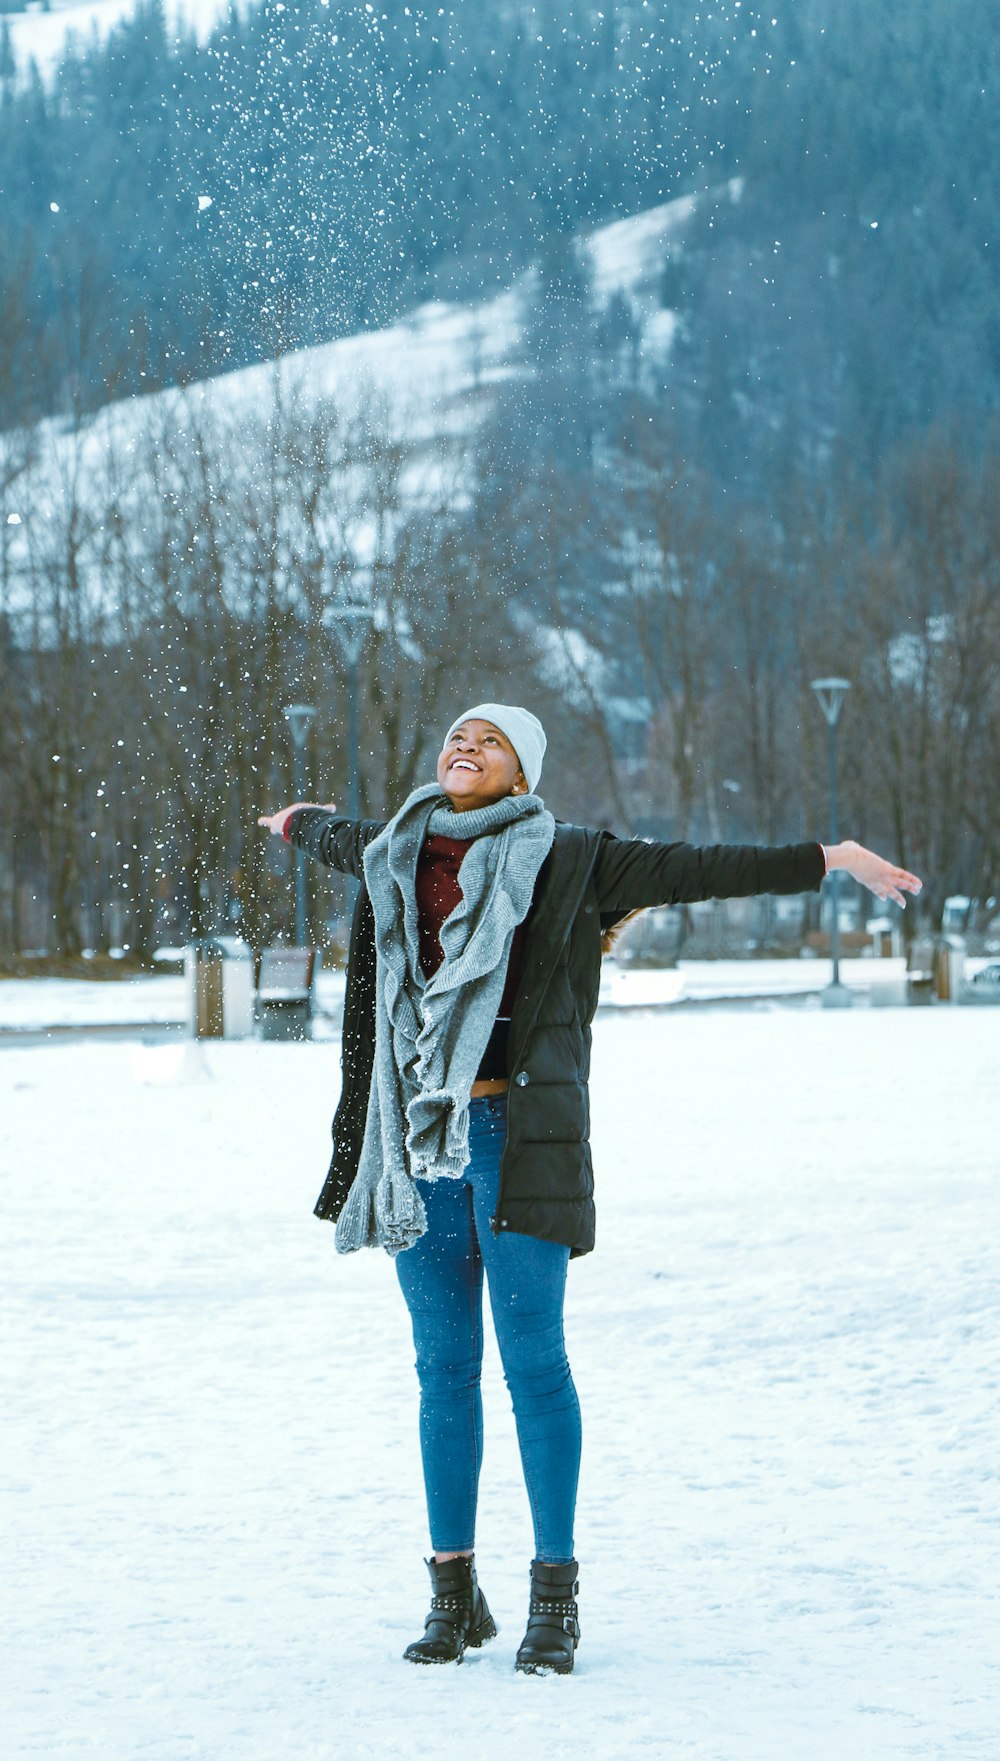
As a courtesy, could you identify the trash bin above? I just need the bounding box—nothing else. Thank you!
[905,936,934,1005]
[932,933,966,1004]
[187,937,256,1039]
[256,946,319,1042]
[867,916,902,958]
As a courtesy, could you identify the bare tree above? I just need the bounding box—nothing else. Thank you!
[843,437,1000,921]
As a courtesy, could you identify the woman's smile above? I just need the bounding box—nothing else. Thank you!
[436,720,526,809]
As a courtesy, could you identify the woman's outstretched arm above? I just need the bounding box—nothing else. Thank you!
[257,804,385,878]
[593,831,922,915]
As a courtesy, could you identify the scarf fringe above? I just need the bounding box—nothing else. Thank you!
[335,1159,430,1256]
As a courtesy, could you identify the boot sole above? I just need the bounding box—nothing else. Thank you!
[514,1656,575,1676]
[403,1614,498,1665]
[515,1632,579,1676]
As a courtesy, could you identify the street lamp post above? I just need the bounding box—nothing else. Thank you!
[283,703,317,946]
[326,594,374,825]
[325,589,375,962]
[810,677,852,1008]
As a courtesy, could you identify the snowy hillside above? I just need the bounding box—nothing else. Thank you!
[3,189,698,589]
[3,0,232,79]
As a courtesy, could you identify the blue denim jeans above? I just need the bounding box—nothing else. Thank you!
[394,1095,581,1564]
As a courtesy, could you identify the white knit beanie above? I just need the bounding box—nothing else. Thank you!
[445,703,547,794]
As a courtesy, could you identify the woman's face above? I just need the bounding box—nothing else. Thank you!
[436,719,526,812]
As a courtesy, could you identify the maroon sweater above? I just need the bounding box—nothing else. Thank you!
[415,833,527,1079]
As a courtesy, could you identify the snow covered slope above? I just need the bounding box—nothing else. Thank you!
[4,0,231,80]
[2,191,695,593]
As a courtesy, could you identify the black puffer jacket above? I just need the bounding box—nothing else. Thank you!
[287,809,825,1258]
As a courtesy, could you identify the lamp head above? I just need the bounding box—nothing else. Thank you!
[283,703,317,746]
[326,597,373,666]
[810,677,851,727]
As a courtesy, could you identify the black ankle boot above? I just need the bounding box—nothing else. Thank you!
[403,1555,497,1665]
[514,1559,580,1675]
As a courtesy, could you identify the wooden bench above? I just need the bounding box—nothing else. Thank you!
[255,946,319,1040]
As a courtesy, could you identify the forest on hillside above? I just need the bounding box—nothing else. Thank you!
[2,0,998,479]
[2,366,997,959]
[1,0,999,957]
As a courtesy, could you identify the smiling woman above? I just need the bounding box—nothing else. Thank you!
[436,713,532,811]
[427,713,544,1101]
[256,698,922,1678]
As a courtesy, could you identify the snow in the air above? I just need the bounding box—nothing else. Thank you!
[3,1005,998,1760]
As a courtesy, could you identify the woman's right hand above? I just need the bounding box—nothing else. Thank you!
[828,840,923,906]
[257,803,337,836]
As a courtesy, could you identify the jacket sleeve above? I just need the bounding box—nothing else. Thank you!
[593,832,826,912]
[284,810,386,878]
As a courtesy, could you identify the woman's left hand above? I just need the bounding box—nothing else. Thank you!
[828,841,923,907]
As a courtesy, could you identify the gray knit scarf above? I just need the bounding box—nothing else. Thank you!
[334,782,555,1257]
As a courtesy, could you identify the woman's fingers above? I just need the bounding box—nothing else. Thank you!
[887,865,923,901]
[257,806,300,835]
[853,851,923,907]
[257,802,337,835]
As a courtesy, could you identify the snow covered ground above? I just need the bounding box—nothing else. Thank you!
[3,1008,998,1759]
[4,955,985,1034]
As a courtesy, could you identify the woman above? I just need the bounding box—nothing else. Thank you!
[259,702,922,1675]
